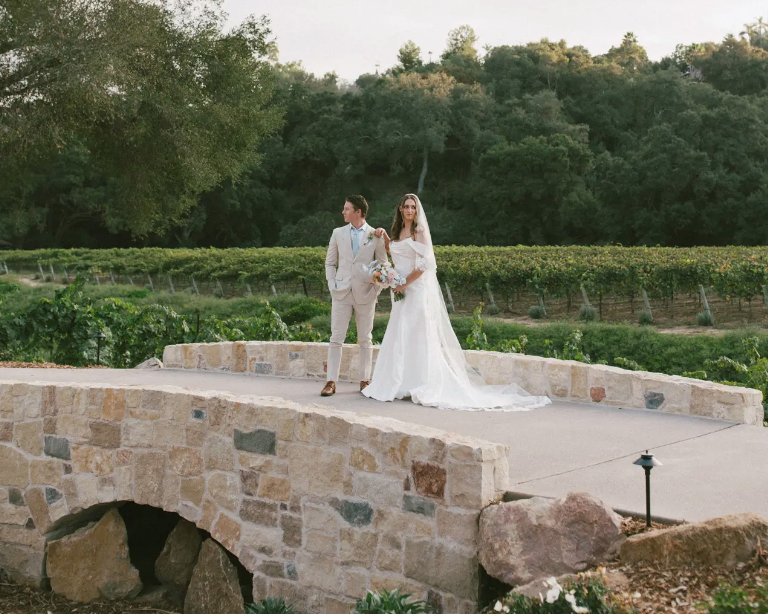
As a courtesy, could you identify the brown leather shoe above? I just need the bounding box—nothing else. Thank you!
[321,381,336,397]
[360,380,370,392]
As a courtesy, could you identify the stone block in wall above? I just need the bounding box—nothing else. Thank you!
[404,538,478,599]
[162,344,183,368]
[0,445,30,488]
[14,420,43,456]
[288,445,345,497]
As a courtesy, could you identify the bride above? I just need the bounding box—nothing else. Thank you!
[362,193,551,411]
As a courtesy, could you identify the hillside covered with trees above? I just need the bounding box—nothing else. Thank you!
[4,2,768,250]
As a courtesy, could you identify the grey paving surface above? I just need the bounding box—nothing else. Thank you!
[2,368,766,522]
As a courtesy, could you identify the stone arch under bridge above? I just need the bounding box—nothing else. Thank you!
[0,380,508,613]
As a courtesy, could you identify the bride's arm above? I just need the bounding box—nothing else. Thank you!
[393,231,430,291]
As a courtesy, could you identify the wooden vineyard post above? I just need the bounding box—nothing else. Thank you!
[642,288,653,322]
[538,293,547,317]
[49,264,56,282]
[191,276,199,295]
[763,285,768,319]
[110,270,116,285]
[485,283,498,311]
[168,275,175,294]
[302,278,309,297]
[128,276,134,286]
[215,279,224,297]
[699,284,713,323]
[93,273,100,286]
[147,274,154,291]
[444,283,456,313]
[580,285,591,307]
[271,284,277,296]
[38,262,46,282]
[2,261,8,274]
[63,268,69,283]
[245,283,253,297]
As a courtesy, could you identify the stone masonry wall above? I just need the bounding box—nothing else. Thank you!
[162,341,764,426]
[0,379,509,614]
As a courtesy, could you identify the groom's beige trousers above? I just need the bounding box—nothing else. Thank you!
[327,293,376,382]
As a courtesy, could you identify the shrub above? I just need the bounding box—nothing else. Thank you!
[528,305,546,320]
[497,577,633,614]
[279,297,332,325]
[706,583,768,614]
[353,589,434,614]
[247,597,302,614]
[613,357,645,371]
[466,304,489,350]
[637,309,653,325]
[579,305,597,322]
[697,310,714,326]
[496,335,528,354]
[288,323,326,342]
[487,303,502,316]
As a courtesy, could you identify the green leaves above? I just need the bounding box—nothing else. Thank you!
[0,278,316,367]
[0,0,282,237]
[353,589,435,614]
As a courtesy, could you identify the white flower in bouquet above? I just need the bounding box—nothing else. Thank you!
[365,261,406,302]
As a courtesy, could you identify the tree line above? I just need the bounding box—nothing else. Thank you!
[4,1,768,249]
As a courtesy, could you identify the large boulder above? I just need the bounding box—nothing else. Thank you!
[47,508,142,602]
[621,512,768,568]
[155,519,202,593]
[184,539,244,614]
[479,492,623,586]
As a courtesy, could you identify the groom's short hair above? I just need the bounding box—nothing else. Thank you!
[346,195,369,218]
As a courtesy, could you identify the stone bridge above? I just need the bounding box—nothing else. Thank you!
[0,379,507,613]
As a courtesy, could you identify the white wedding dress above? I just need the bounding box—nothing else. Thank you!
[362,197,551,412]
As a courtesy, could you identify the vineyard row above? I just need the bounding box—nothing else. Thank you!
[4,245,768,301]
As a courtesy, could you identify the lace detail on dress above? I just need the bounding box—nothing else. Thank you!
[415,256,429,272]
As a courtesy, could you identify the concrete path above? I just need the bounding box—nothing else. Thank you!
[2,368,765,523]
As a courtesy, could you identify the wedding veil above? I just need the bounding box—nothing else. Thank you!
[407,194,486,386]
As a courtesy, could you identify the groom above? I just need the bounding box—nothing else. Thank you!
[321,195,387,396]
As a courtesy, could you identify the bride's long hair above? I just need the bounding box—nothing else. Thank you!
[390,193,420,241]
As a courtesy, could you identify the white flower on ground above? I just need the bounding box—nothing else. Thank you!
[565,590,589,613]
[543,577,563,603]
[494,601,502,612]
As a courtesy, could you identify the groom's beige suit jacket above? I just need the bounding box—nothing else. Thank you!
[325,223,387,304]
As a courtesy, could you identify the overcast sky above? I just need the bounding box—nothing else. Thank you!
[221,0,766,81]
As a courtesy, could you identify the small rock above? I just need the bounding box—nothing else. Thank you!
[155,519,202,593]
[184,539,244,614]
[479,492,623,586]
[512,574,578,599]
[621,512,768,569]
[135,357,163,370]
[47,508,142,602]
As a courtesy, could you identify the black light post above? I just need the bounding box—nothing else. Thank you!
[633,450,662,528]
[95,332,106,366]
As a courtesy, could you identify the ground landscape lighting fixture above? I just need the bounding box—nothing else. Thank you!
[633,450,662,528]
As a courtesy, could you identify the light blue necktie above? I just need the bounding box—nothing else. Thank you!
[351,226,362,257]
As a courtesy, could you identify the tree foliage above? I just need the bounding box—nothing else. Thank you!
[7,18,768,249]
[0,0,282,238]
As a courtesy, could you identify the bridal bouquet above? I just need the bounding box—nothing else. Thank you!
[365,261,406,301]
